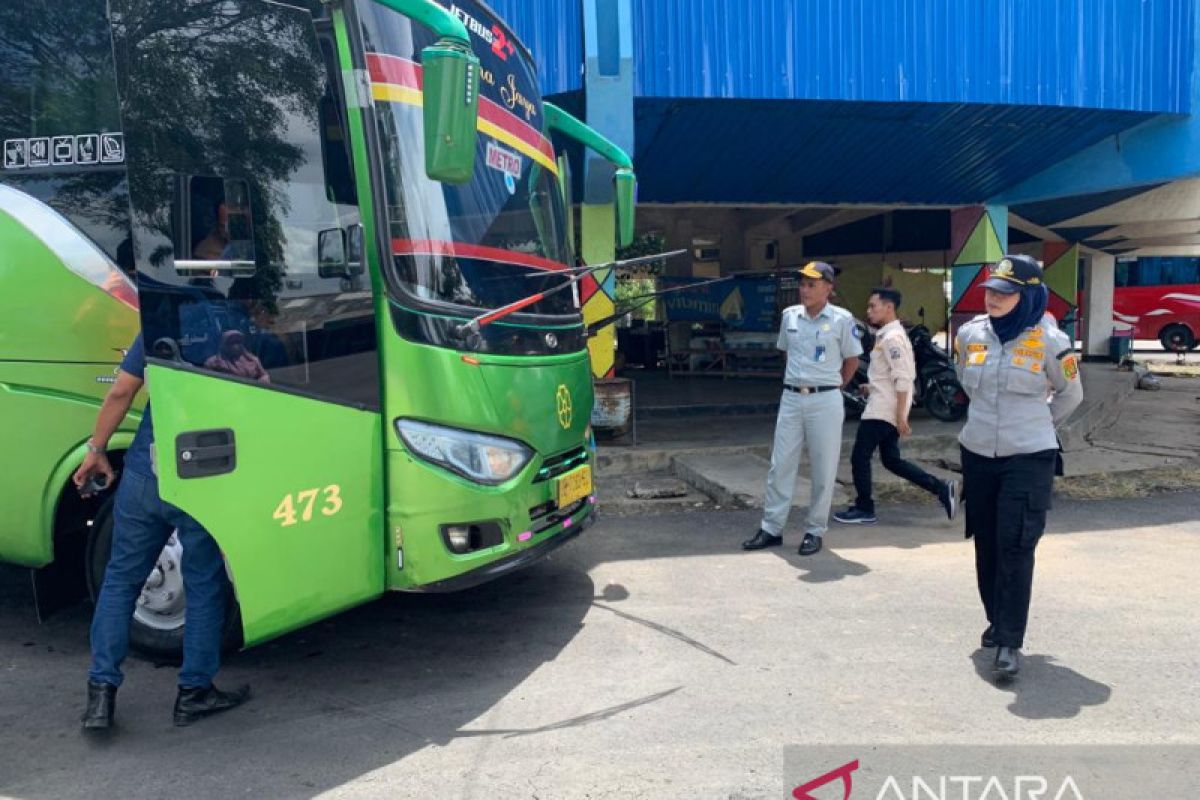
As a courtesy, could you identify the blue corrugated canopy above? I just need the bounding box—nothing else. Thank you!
[633,0,1193,113]
[627,0,1192,204]
[484,0,583,95]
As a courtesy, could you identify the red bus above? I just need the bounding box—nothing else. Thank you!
[1095,257,1200,352]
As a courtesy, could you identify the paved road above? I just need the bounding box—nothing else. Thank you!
[2,494,1198,799]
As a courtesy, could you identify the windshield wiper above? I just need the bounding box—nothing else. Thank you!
[453,249,685,338]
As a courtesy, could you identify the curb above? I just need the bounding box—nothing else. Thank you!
[595,443,770,476]
[670,454,759,509]
[1058,373,1136,452]
[637,402,780,419]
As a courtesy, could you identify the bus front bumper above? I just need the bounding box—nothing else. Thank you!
[409,505,595,593]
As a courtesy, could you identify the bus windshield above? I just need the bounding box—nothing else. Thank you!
[358,0,575,319]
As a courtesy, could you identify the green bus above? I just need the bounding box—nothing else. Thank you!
[0,0,634,654]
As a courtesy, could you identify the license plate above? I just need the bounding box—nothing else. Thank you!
[556,465,593,509]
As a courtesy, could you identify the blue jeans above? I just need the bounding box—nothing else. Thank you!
[88,470,227,689]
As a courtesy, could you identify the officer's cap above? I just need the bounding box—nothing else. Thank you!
[798,261,836,283]
[981,254,1043,294]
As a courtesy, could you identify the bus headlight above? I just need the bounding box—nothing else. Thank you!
[395,419,532,485]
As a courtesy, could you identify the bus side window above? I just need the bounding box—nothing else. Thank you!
[1115,261,1135,288]
[115,0,379,409]
[175,175,256,275]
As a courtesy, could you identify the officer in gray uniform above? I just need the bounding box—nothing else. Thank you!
[955,254,1083,681]
[743,261,863,556]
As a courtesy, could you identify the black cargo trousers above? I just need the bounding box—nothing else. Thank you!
[961,447,1057,649]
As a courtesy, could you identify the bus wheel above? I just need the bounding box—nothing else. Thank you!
[85,499,242,659]
[1159,324,1196,353]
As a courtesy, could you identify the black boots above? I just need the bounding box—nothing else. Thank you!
[81,681,117,731]
[173,683,252,727]
[82,680,251,729]
[981,625,996,648]
[994,646,1021,680]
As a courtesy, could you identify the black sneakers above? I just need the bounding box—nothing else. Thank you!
[939,480,959,520]
[833,507,877,525]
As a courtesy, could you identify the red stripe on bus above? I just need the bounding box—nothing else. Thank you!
[367,53,423,89]
[392,239,567,273]
[366,53,555,164]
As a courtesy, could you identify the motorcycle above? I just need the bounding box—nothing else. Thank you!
[843,312,968,423]
[908,321,969,422]
[841,324,872,419]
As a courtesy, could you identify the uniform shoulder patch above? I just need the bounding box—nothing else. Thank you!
[887,345,903,361]
[1062,354,1079,381]
[851,321,866,340]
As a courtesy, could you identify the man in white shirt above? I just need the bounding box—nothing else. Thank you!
[833,287,957,525]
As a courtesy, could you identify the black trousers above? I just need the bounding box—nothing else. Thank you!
[851,419,944,514]
[961,447,1057,649]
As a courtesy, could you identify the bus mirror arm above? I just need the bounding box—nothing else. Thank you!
[543,103,637,246]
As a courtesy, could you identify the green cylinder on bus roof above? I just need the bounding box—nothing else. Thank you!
[421,41,480,184]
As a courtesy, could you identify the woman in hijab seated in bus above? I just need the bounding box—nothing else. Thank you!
[203,330,270,383]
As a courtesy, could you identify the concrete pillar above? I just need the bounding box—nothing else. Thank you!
[663,215,694,277]
[1082,252,1116,360]
[580,0,634,379]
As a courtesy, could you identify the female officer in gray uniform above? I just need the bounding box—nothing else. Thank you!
[955,254,1083,680]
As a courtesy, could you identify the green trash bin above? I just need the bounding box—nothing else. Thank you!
[1109,329,1133,363]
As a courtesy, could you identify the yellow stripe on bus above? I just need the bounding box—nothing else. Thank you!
[371,83,558,176]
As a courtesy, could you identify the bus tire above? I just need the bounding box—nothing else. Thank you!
[1159,324,1196,353]
[85,498,242,660]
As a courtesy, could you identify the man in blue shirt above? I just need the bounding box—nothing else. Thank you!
[74,333,251,730]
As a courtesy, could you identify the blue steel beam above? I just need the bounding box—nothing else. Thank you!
[582,0,635,205]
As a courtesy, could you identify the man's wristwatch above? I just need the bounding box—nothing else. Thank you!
[85,439,105,455]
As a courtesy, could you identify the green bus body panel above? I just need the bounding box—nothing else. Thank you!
[385,446,595,589]
[331,8,598,592]
[0,208,140,566]
[0,363,140,565]
[380,332,595,589]
[0,210,138,363]
[146,366,385,646]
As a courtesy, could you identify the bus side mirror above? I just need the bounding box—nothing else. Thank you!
[421,42,480,184]
[347,224,364,275]
[318,228,349,278]
[614,167,636,247]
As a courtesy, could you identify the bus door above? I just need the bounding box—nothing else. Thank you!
[112,0,385,645]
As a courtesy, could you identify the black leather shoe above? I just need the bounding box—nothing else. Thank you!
[742,529,782,551]
[173,683,251,727]
[798,533,822,556]
[981,625,996,648]
[81,681,117,731]
[994,646,1021,680]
